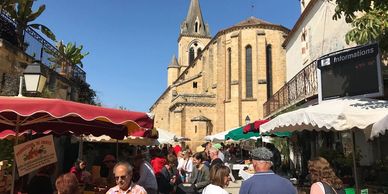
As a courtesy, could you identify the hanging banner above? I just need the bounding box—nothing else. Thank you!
[13,135,57,176]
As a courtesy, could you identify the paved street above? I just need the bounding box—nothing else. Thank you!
[225,180,242,194]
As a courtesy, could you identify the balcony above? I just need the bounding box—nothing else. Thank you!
[0,11,85,82]
[263,61,318,118]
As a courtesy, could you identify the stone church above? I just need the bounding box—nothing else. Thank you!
[150,0,289,149]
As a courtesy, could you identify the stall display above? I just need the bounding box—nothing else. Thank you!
[0,160,11,193]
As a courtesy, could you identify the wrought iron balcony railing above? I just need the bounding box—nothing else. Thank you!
[263,61,318,118]
[0,11,86,82]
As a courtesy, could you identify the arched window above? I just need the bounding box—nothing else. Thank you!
[227,48,232,100]
[195,22,198,33]
[197,48,202,56]
[266,45,273,99]
[189,47,195,65]
[245,45,253,98]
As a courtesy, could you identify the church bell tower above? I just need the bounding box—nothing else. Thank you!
[177,0,211,73]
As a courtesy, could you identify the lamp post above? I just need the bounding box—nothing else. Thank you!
[11,61,47,194]
[245,115,251,125]
[18,61,47,97]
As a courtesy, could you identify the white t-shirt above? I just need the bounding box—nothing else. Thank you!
[218,152,225,162]
[202,184,228,194]
[177,158,193,173]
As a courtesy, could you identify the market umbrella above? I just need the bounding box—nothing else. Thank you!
[225,126,292,141]
[260,97,388,192]
[204,128,236,142]
[0,130,37,140]
[243,119,270,133]
[0,96,154,193]
[225,126,259,141]
[0,96,153,138]
[370,114,388,140]
[157,128,190,144]
[74,134,158,146]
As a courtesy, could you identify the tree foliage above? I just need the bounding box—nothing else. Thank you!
[55,41,89,68]
[331,0,388,57]
[0,0,15,11]
[4,0,56,48]
[76,80,98,105]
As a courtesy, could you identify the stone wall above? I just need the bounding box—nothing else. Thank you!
[0,39,80,100]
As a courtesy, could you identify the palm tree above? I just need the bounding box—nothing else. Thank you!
[49,41,89,75]
[60,41,89,68]
[0,0,15,12]
[4,0,56,49]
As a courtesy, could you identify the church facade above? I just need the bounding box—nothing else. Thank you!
[150,0,290,148]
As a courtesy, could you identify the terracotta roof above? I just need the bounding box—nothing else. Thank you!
[234,16,272,27]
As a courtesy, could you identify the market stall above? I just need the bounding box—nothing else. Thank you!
[370,114,388,139]
[0,96,154,194]
[261,97,388,192]
[204,128,236,142]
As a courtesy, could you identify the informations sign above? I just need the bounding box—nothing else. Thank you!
[13,135,57,176]
[317,43,383,101]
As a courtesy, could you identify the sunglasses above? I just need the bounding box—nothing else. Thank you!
[115,175,128,181]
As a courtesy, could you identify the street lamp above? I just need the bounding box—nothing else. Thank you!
[18,61,47,97]
[245,115,251,125]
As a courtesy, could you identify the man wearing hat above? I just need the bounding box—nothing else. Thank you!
[101,154,117,187]
[239,147,296,194]
[213,143,225,162]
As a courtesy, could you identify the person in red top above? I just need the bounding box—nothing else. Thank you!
[151,151,167,175]
[69,159,89,184]
[173,145,182,156]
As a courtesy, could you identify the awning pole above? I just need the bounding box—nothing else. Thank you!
[351,130,359,194]
[10,124,20,194]
[116,140,119,160]
[78,135,83,159]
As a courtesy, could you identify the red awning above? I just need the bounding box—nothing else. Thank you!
[0,96,154,139]
[243,119,270,133]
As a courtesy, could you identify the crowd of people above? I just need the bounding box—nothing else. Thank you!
[21,141,348,194]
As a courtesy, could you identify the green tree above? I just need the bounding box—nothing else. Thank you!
[55,41,89,68]
[76,80,97,105]
[4,0,56,48]
[331,0,388,57]
[48,41,89,75]
[0,0,15,12]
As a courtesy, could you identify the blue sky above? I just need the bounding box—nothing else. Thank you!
[35,0,301,112]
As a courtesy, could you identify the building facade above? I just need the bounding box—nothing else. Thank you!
[264,0,388,172]
[150,0,289,148]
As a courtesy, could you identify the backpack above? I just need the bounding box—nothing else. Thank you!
[321,182,346,194]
